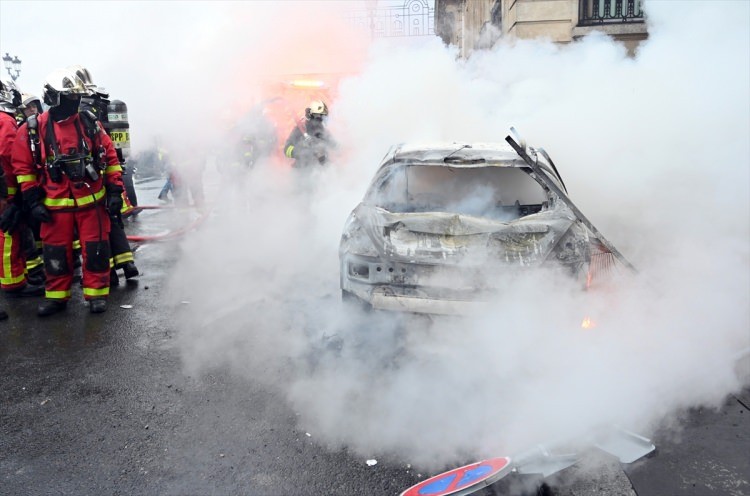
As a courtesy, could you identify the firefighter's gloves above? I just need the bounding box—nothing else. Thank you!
[106,185,123,217]
[310,142,327,164]
[0,203,22,233]
[106,186,124,229]
[300,135,327,164]
[24,187,51,224]
[30,204,51,223]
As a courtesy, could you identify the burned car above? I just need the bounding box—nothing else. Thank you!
[339,136,632,315]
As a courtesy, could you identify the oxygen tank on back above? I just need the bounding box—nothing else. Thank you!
[104,99,130,156]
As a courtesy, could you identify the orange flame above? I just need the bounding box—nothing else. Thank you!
[581,316,596,329]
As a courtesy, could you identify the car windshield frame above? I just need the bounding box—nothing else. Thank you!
[364,161,550,220]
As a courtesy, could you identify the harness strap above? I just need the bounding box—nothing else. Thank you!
[44,114,61,160]
[44,113,92,161]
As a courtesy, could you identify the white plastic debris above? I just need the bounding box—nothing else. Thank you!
[40,398,51,406]
[305,432,311,437]
[366,459,377,466]
[180,301,191,305]
[120,305,133,309]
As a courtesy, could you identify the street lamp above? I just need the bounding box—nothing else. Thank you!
[2,53,22,81]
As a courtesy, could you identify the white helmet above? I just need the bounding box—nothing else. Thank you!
[0,79,22,114]
[20,93,43,114]
[21,93,40,107]
[42,68,92,107]
[306,100,328,118]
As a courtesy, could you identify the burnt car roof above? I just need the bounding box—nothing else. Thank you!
[388,142,526,166]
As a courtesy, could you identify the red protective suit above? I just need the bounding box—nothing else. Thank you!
[12,112,123,301]
[0,110,27,290]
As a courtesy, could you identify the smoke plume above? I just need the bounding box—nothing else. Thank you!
[151,0,747,471]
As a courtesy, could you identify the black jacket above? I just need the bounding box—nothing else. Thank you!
[283,120,333,168]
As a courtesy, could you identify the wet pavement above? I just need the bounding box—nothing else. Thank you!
[0,179,423,496]
[624,392,750,496]
[1,178,748,496]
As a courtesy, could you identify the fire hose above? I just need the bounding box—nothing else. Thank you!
[125,204,209,242]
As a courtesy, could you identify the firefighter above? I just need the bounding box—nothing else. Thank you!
[12,68,125,316]
[19,94,44,122]
[14,93,46,286]
[174,145,206,208]
[283,100,334,169]
[70,65,139,285]
[0,79,44,301]
[156,146,174,202]
[228,104,277,172]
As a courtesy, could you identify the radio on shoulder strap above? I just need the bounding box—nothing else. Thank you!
[27,114,42,169]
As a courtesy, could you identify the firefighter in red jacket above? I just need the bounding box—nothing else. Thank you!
[13,93,46,286]
[70,65,139,286]
[12,68,125,316]
[0,79,44,305]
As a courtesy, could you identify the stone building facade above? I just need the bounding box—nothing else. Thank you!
[435,0,648,57]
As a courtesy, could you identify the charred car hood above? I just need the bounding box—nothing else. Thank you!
[355,204,579,266]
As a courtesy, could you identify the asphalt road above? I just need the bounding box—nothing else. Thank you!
[1,178,748,496]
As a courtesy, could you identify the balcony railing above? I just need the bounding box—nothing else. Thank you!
[579,0,645,25]
[343,0,435,38]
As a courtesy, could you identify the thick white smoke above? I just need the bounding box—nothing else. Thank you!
[163,0,749,472]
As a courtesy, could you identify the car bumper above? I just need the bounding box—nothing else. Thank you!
[369,289,490,315]
[341,254,505,315]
